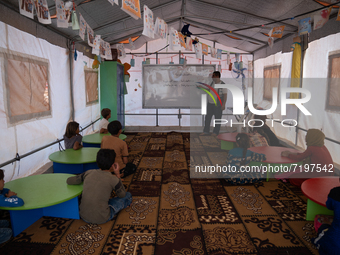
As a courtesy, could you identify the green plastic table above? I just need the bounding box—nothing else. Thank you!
[0,174,83,236]
[49,147,100,174]
[82,133,127,148]
[301,177,340,221]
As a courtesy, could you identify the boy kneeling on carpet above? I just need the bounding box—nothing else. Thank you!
[67,149,132,224]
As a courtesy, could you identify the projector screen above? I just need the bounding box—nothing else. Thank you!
[142,64,215,108]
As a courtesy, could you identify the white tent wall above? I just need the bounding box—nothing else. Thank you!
[253,50,298,145]
[254,32,340,165]
[0,21,99,182]
[73,52,100,135]
[120,37,251,127]
[298,32,340,165]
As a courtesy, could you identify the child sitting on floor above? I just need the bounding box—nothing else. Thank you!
[98,108,111,134]
[225,133,266,185]
[0,169,24,244]
[311,186,340,255]
[63,121,83,150]
[281,129,333,187]
[67,149,132,224]
[101,121,137,178]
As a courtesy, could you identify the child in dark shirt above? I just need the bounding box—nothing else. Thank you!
[0,169,24,244]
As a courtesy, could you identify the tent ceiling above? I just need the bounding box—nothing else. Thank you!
[0,0,337,53]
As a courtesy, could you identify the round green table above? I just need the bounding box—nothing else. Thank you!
[0,174,83,236]
[49,147,100,174]
[82,133,127,148]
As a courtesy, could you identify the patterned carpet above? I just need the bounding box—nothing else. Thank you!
[0,132,319,255]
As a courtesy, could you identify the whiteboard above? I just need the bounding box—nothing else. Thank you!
[142,64,215,108]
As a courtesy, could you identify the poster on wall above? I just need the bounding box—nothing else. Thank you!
[142,5,154,38]
[178,33,186,48]
[211,47,217,58]
[105,42,112,60]
[298,17,311,35]
[217,49,222,60]
[56,0,68,28]
[269,25,285,38]
[87,24,95,47]
[185,37,193,51]
[121,0,141,20]
[202,43,208,56]
[92,35,101,55]
[169,27,181,51]
[117,44,126,59]
[19,0,34,19]
[194,43,202,59]
[33,0,51,24]
[100,40,106,59]
[314,7,332,30]
[154,17,167,39]
[79,13,87,41]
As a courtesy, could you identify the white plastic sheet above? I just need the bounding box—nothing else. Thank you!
[254,32,340,165]
[0,21,99,181]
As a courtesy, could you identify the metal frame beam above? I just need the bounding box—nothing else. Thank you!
[93,0,181,32]
[190,0,297,29]
[184,18,266,45]
[107,18,181,44]
[184,15,296,32]
[99,16,182,40]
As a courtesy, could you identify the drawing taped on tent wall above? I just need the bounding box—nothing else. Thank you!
[0,21,100,181]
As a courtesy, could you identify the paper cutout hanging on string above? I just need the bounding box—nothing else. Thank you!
[121,0,141,20]
[72,11,79,30]
[181,24,192,42]
[55,0,68,28]
[217,49,222,60]
[269,25,285,38]
[211,47,217,58]
[128,37,136,49]
[63,1,73,27]
[79,13,87,41]
[178,33,186,48]
[33,0,51,24]
[108,0,118,5]
[100,40,106,59]
[92,35,101,55]
[226,52,230,64]
[154,17,168,39]
[117,44,126,59]
[87,24,95,47]
[194,43,202,59]
[19,0,34,19]
[314,7,332,30]
[169,27,181,51]
[268,37,274,48]
[185,37,193,51]
[142,5,154,38]
[202,43,208,56]
[298,17,311,35]
[105,42,112,60]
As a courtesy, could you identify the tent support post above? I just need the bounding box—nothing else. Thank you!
[68,40,75,121]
